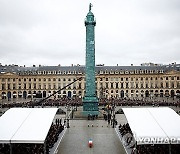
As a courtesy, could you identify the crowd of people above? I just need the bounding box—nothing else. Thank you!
[118,123,133,137]
[1,97,180,109]
[46,122,64,153]
[0,120,64,154]
[1,97,82,108]
[99,98,180,107]
[0,144,10,154]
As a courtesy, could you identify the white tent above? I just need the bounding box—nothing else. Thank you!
[0,108,58,144]
[122,107,180,145]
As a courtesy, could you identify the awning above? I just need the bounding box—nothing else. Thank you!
[0,108,58,144]
[122,107,180,145]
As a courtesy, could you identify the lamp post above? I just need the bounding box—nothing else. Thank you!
[66,104,70,128]
[112,102,116,128]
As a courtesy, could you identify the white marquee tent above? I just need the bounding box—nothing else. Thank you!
[122,107,180,145]
[0,108,58,144]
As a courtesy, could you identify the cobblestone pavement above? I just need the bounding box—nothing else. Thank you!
[57,120,126,154]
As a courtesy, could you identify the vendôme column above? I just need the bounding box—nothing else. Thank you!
[83,3,99,115]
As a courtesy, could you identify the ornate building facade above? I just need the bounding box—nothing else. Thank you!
[0,63,180,101]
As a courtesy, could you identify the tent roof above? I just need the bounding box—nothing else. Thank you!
[122,107,180,145]
[0,108,58,144]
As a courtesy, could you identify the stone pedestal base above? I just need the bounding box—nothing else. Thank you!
[73,110,104,119]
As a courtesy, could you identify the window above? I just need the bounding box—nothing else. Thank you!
[136,83,138,88]
[126,83,128,88]
[24,78,26,82]
[116,83,118,88]
[166,82,169,88]
[53,78,56,81]
[150,83,153,88]
[44,78,46,81]
[34,84,36,89]
[48,78,51,81]
[106,83,108,88]
[39,84,41,89]
[53,84,56,89]
[111,83,113,89]
[18,84,21,89]
[171,82,174,88]
[2,84,5,90]
[8,84,11,90]
[121,78,123,81]
[161,82,163,88]
[121,83,124,88]
[39,78,41,82]
[13,84,16,90]
[24,84,26,89]
[166,77,168,80]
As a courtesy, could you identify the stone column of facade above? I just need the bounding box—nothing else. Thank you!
[83,3,99,114]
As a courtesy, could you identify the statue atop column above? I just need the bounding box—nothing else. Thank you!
[89,3,93,12]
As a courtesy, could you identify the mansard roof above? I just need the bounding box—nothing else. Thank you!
[0,64,179,75]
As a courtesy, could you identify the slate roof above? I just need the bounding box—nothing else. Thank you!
[0,64,179,75]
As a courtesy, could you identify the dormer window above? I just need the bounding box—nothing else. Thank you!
[120,70,124,74]
[110,69,114,74]
[140,70,143,74]
[58,71,61,74]
[159,70,164,73]
[68,71,71,74]
[100,70,103,74]
[125,70,129,74]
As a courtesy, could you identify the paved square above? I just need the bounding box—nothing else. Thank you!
[57,120,126,154]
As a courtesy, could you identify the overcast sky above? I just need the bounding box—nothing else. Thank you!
[0,0,180,67]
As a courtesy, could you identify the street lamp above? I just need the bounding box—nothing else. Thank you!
[66,104,70,128]
[112,102,116,128]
